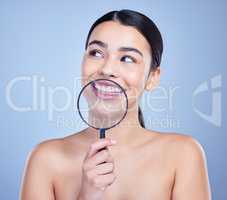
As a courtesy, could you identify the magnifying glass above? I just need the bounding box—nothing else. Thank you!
[77,78,128,139]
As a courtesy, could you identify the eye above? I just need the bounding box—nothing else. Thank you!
[88,49,103,58]
[121,55,136,63]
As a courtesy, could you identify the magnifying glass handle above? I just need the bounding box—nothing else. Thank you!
[99,128,106,139]
[99,128,107,163]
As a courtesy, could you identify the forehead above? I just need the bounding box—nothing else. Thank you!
[88,21,151,54]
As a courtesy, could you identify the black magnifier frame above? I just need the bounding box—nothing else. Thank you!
[76,78,128,138]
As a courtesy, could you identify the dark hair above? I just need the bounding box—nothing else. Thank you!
[84,9,163,128]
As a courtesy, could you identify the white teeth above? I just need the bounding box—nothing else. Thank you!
[95,83,121,93]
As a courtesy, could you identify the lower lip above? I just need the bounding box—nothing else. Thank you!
[91,82,122,100]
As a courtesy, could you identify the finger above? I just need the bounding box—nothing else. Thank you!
[86,139,116,158]
[87,149,114,167]
[94,173,116,188]
[94,162,114,175]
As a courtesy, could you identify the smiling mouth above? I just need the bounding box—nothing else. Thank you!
[91,81,124,99]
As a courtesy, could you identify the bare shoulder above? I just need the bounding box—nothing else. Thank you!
[144,132,211,199]
[144,129,206,161]
[25,138,65,174]
[26,129,89,172]
[162,132,206,158]
[21,138,65,198]
[20,131,89,199]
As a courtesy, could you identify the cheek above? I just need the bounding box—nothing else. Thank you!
[81,58,96,87]
[81,57,101,79]
[122,66,146,106]
[123,66,146,91]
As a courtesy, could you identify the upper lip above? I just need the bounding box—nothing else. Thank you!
[94,80,119,87]
[91,79,126,91]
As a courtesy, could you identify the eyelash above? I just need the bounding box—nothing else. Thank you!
[88,49,137,63]
[88,49,103,57]
[120,55,137,63]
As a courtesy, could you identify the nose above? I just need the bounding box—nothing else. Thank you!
[98,57,118,78]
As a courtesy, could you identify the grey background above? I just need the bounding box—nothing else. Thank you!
[0,0,226,199]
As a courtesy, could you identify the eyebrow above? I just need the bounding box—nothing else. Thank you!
[88,40,143,57]
[88,40,107,48]
[119,47,143,57]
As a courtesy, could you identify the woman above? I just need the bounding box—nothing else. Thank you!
[20,9,211,200]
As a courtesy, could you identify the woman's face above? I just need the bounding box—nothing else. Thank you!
[81,21,157,110]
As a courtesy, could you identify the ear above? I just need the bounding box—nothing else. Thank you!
[145,67,161,91]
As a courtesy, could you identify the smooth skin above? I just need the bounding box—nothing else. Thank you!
[20,21,211,200]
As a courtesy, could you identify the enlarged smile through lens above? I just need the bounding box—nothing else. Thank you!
[91,81,124,100]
